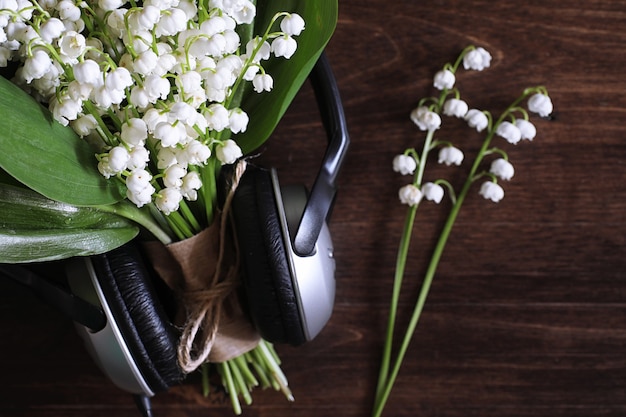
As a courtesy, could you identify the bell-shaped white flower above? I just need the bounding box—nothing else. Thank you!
[105,67,133,91]
[433,69,455,90]
[107,145,130,173]
[398,184,422,206]
[271,35,297,59]
[57,0,82,21]
[216,139,243,165]
[155,8,187,37]
[127,146,150,170]
[464,109,489,132]
[127,183,155,208]
[155,187,183,215]
[204,103,230,131]
[392,154,417,176]
[463,47,492,71]
[280,13,305,36]
[154,121,188,147]
[496,121,522,144]
[228,108,249,134]
[133,50,158,76]
[163,163,187,188]
[126,168,153,194]
[515,119,537,141]
[181,171,202,200]
[40,17,65,43]
[58,31,86,59]
[157,146,178,169]
[71,114,98,137]
[479,181,504,202]
[120,118,148,147]
[422,182,444,204]
[442,98,468,118]
[246,37,271,62]
[22,49,52,83]
[438,146,464,166]
[489,158,514,181]
[252,73,273,93]
[73,59,101,86]
[182,139,211,166]
[527,93,553,117]
[410,106,441,131]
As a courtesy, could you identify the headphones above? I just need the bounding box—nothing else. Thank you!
[0,52,349,416]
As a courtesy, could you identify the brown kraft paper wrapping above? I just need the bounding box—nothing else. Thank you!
[143,219,260,372]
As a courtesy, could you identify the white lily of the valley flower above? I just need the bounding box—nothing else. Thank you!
[443,98,468,118]
[73,59,101,86]
[410,106,441,131]
[280,13,305,36]
[393,154,417,175]
[163,163,187,188]
[71,114,98,136]
[182,139,211,166]
[398,184,422,206]
[22,49,52,83]
[126,168,153,194]
[127,182,155,208]
[465,109,489,132]
[479,181,504,202]
[155,187,183,215]
[154,121,188,147]
[496,121,522,144]
[271,35,297,59]
[433,69,455,90]
[182,171,202,200]
[40,17,65,42]
[216,139,243,165]
[58,31,86,59]
[120,118,148,147]
[422,182,444,204]
[528,93,553,117]
[228,108,249,133]
[463,47,492,71]
[489,158,515,181]
[127,146,150,170]
[108,146,130,173]
[515,119,537,141]
[252,73,273,93]
[438,146,464,166]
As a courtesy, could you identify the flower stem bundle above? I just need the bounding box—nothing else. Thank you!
[373,46,553,417]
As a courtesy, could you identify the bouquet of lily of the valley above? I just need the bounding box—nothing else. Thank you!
[372,46,553,417]
[0,0,337,413]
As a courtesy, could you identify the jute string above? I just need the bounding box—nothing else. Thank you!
[143,160,260,373]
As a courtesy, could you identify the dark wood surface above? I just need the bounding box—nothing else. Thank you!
[2,1,626,416]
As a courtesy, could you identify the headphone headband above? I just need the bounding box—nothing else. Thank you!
[292,53,350,256]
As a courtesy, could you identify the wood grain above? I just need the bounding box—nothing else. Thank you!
[2,1,626,416]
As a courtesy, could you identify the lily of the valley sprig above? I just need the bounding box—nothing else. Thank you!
[373,45,553,417]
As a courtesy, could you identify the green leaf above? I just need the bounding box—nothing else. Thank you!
[0,183,138,263]
[235,0,338,154]
[0,76,125,206]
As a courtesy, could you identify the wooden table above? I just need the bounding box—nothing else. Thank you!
[2,1,626,416]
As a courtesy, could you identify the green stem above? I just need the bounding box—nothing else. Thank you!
[95,201,173,245]
[375,129,434,400]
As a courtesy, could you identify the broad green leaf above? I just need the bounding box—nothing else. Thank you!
[0,76,125,206]
[0,183,138,263]
[235,0,338,154]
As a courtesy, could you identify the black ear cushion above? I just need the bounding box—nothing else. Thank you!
[91,243,183,392]
[232,166,306,346]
